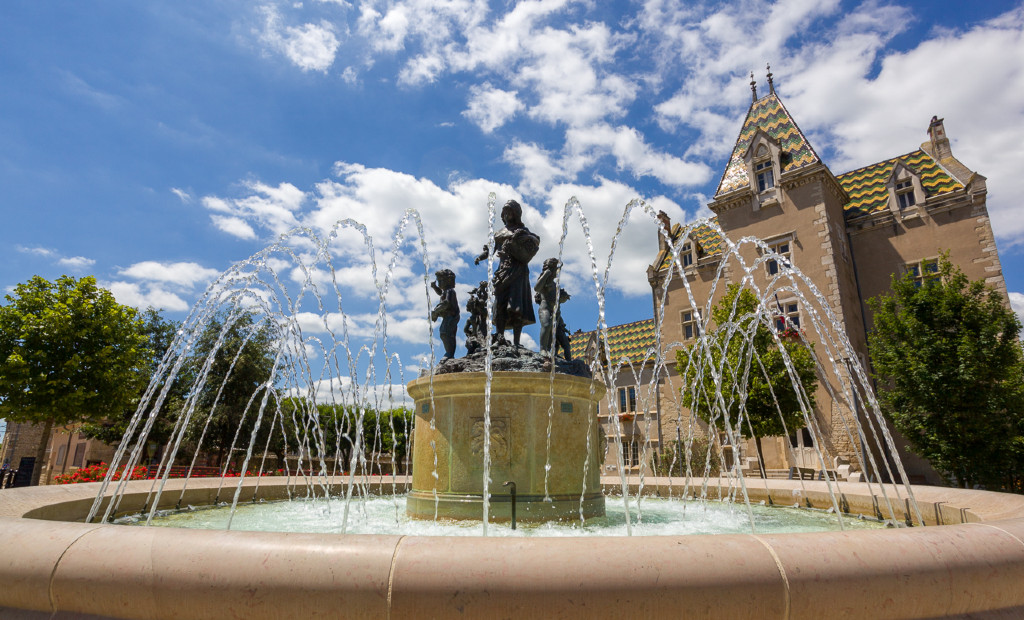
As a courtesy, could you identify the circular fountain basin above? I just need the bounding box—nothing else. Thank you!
[3,476,1024,619]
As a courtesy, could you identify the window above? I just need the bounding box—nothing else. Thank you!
[789,428,814,448]
[896,179,916,209]
[681,241,694,268]
[755,159,775,192]
[907,258,940,288]
[775,300,800,331]
[765,240,791,277]
[72,443,86,468]
[622,440,640,467]
[55,444,67,467]
[681,309,700,341]
[618,386,637,413]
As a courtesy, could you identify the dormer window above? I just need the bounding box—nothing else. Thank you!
[886,164,925,215]
[895,179,916,209]
[681,242,694,268]
[754,146,775,192]
[742,135,781,209]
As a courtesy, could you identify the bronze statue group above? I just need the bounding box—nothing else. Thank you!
[430,199,573,362]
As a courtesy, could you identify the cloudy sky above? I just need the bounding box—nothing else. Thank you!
[2,0,1024,388]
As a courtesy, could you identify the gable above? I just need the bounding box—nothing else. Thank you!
[652,218,725,272]
[716,94,821,196]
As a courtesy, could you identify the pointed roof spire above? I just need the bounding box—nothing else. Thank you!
[715,90,822,197]
[766,63,775,94]
[750,71,758,102]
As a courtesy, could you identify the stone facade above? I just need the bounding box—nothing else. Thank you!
[640,90,1006,483]
[0,421,50,481]
[0,421,116,485]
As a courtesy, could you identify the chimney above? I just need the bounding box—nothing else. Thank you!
[928,116,952,160]
[656,211,671,253]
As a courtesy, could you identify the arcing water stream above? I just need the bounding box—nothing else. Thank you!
[88,196,921,534]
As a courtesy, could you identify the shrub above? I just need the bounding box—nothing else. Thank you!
[653,437,721,477]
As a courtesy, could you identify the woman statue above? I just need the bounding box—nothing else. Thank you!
[474,199,540,350]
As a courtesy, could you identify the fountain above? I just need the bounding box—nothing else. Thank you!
[3,197,1024,618]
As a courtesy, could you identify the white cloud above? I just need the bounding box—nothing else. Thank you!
[537,178,686,297]
[463,83,523,132]
[57,256,96,271]
[260,6,341,73]
[565,124,712,187]
[60,71,125,110]
[212,215,258,240]
[105,281,190,312]
[1010,292,1024,330]
[171,188,192,203]
[16,245,56,257]
[203,181,305,239]
[503,141,565,196]
[18,246,95,273]
[118,261,221,288]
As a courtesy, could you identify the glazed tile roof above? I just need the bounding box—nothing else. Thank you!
[653,218,725,272]
[716,93,821,196]
[837,150,964,218]
[569,318,656,365]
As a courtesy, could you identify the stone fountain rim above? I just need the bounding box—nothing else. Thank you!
[3,476,1024,619]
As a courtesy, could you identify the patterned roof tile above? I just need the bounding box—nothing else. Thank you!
[716,94,821,196]
[837,149,963,218]
[569,318,656,365]
[653,218,724,272]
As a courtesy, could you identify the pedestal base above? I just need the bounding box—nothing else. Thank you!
[406,371,606,522]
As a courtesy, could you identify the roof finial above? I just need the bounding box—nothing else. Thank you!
[750,71,758,102]
[766,63,775,94]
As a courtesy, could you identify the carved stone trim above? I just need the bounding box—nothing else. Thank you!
[471,417,510,465]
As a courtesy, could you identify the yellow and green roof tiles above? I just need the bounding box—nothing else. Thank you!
[653,218,724,272]
[837,150,963,218]
[716,94,820,196]
[569,318,656,365]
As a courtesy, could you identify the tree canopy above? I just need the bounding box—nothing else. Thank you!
[81,308,183,460]
[0,275,151,483]
[868,257,1024,490]
[676,284,818,475]
[183,311,280,469]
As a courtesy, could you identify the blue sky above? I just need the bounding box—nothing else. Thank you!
[2,0,1024,404]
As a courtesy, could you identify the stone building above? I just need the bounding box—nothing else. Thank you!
[0,421,116,485]
[578,79,1006,483]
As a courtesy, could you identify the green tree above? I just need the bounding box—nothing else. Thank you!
[0,275,150,484]
[675,284,818,477]
[868,257,1024,490]
[317,404,414,475]
[80,308,183,464]
[185,311,279,469]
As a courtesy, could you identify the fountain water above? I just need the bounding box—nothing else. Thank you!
[3,197,1024,618]
[72,195,921,532]
[72,195,913,534]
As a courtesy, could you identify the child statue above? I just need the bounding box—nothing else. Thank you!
[463,280,489,355]
[430,269,459,359]
[534,258,573,360]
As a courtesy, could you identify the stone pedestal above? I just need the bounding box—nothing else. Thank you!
[406,371,606,522]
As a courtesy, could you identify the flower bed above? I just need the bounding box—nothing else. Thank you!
[52,463,289,484]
